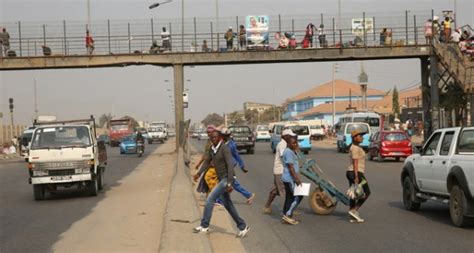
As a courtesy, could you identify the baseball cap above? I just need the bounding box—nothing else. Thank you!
[282,129,296,136]
[351,129,367,138]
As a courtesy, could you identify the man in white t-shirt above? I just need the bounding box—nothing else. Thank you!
[263,129,297,214]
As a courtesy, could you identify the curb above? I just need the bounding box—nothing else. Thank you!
[158,148,213,253]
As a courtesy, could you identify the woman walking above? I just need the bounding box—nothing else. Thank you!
[346,130,371,223]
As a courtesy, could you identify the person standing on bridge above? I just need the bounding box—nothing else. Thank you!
[263,129,296,214]
[346,130,371,223]
[225,27,235,50]
[424,19,433,44]
[193,130,250,237]
[0,27,11,56]
[305,23,315,48]
[238,25,246,49]
[443,17,452,43]
[161,27,170,51]
[85,30,95,55]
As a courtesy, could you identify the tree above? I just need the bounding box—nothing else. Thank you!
[99,113,114,128]
[440,82,467,126]
[244,109,259,125]
[392,86,400,118]
[228,111,245,125]
[201,113,224,127]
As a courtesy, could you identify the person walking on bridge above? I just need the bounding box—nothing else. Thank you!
[225,27,235,50]
[161,27,171,51]
[263,129,297,214]
[85,30,95,55]
[193,130,250,237]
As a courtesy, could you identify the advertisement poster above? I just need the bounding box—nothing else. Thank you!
[245,15,270,48]
[351,18,374,35]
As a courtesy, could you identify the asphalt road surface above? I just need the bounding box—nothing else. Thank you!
[0,144,160,253]
[191,139,474,253]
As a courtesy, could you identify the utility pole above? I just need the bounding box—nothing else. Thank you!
[337,0,341,30]
[9,98,14,140]
[358,61,368,110]
[34,78,38,120]
[181,0,184,51]
[332,63,338,126]
[216,0,219,50]
[87,0,91,30]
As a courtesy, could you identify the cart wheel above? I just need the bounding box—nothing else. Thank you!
[309,187,337,215]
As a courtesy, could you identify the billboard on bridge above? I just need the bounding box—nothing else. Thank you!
[246,15,270,48]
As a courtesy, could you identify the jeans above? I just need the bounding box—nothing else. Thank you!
[232,178,252,199]
[283,182,303,217]
[201,178,247,230]
[346,171,371,209]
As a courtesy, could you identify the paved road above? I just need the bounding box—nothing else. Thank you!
[0,144,161,253]
[191,139,474,253]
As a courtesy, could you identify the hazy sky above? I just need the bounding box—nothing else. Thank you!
[1,0,473,125]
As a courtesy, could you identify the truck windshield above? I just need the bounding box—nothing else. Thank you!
[110,124,129,131]
[31,126,91,149]
[230,127,251,133]
[257,126,269,131]
[148,127,163,132]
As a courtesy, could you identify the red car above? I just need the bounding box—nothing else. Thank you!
[368,131,412,162]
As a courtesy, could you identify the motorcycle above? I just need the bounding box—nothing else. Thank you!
[137,140,145,157]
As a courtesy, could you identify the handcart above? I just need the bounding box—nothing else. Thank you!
[298,153,351,215]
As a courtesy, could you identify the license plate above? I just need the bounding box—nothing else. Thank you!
[391,152,404,155]
[51,176,72,181]
[127,147,135,150]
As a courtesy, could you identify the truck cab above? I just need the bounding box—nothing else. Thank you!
[26,116,107,200]
[401,127,474,227]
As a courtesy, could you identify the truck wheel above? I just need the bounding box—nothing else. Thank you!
[403,177,421,211]
[148,140,153,144]
[97,168,104,190]
[249,148,255,154]
[303,150,309,155]
[33,185,46,201]
[87,177,99,196]
[160,139,164,144]
[377,152,384,162]
[309,188,337,215]
[450,185,474,227]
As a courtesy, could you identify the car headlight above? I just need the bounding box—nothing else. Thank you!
[33,170,48,176]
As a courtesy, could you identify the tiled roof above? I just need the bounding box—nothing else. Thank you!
[288,79,386,102]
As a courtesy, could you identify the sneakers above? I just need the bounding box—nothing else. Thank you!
[246,193,256,205]
[237,225,250,238]
[282,215,299,225]
[349,218,365,223]
[193,226,209,233]
[348,209,364,223]
[262,207,272,214]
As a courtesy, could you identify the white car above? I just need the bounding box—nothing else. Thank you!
[310,125,325,140]
[255,125,271,142]
[401,127,474,227]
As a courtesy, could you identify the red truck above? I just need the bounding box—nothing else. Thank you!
[109,119,134,147]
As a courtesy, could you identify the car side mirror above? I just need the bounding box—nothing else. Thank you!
[414,145,423,154]
[269,129,273,133]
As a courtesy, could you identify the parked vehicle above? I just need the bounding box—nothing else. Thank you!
[109,119,134,147]
[255,125,271,142]
[120,135,139,154]
[147,126,166,144]
[368,131,412,162]
[336,122,371,152]
[26,116,107,200]
[97,134,110,145]
[229,125,255,154]
[401,127,474,227]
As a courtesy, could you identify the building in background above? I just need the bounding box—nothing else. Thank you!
[283,79,386,122]
[243,102,275,112]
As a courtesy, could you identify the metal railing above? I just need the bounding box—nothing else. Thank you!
[1,10,435,57]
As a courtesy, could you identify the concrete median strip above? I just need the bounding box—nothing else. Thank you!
[52,142,176,253]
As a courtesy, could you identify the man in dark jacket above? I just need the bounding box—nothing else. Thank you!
[193,130,250,237]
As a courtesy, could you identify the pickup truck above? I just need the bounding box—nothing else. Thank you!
[26,116,107,200]
[147,126,167,144]
[229,125,255,154]
[401,127,474,227]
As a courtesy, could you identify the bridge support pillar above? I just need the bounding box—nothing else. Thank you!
[429,56,440,134]
[421,57,432,141]
[174,64,184,151]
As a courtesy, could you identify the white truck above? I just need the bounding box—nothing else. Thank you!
[25,116,107,200]
[401,127,474,227]
[147,121,168,144]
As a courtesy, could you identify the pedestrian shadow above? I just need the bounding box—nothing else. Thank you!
[208,224,239,236]
[388,201,474,229]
